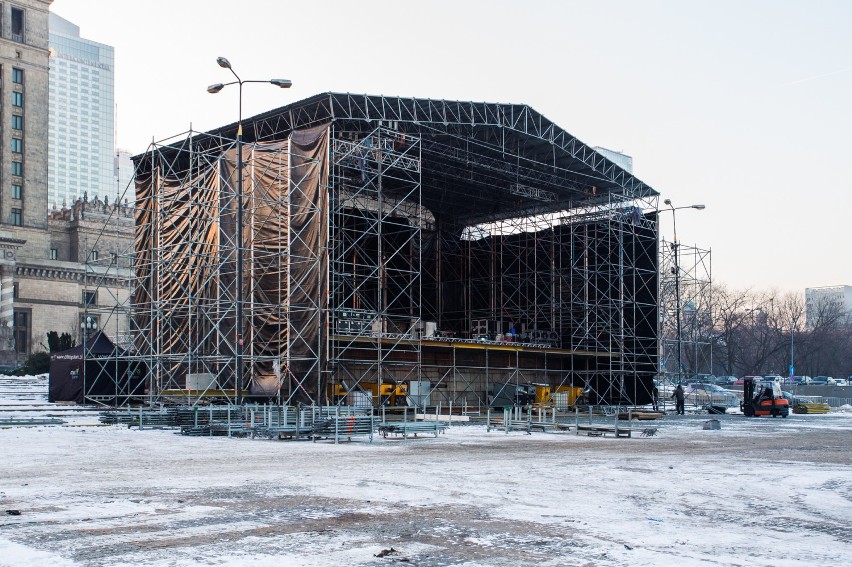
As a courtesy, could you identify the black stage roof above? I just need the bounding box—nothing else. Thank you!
[135,92,659,226]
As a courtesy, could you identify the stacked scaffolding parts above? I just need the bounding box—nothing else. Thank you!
[107,93,660,409]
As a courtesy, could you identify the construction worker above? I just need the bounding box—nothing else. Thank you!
[672,384,685,415]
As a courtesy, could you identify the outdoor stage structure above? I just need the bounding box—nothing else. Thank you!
[100,93,661,409]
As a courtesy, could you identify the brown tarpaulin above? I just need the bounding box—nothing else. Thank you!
[134,125,329,399]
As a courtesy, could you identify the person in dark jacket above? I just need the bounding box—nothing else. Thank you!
[672,384,685,415]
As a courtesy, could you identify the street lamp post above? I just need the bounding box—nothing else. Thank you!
[208,57,292,405]
[80,315,98,341]
[790,325,795,381]
[663,199,705,385]
[788,314,799,382]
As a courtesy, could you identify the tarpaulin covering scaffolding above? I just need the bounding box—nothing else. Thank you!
[133,126,329,401]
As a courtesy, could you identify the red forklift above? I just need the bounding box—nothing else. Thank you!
[741,377,789,418]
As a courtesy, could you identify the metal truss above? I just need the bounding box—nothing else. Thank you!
[79,225,141,406]
[660,241,712,382]
[327,125,423,405]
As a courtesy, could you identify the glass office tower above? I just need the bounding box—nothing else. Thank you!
[48,13,115,210]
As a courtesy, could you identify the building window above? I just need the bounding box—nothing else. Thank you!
[12,184,22,200]
[50,248,58,260]
[11,6,24,43]
[11,161,23,176]
[12,115,23,130]
[11,8,25,43]
[12,68,23,84]
[11,138,22,153]
[11,208,22,226]
[12,91,23,107]
[14,310,30,355]
[83,290,97,306]
[90,250,98,262]
[13,283,19,300]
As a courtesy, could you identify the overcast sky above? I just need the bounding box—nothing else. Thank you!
[51,0,852,293]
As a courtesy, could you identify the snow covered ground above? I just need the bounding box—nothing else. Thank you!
[1,375,851,566]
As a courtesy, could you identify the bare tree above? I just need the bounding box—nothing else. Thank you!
[707,286,852,379]
[711,284,756,375]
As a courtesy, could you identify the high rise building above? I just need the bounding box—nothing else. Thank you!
[1,1,51,236]
[47,12,115,210]
[594,146,633,174]
[805,285,852,329]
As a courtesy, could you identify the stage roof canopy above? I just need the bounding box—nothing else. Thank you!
[135,92,659,226]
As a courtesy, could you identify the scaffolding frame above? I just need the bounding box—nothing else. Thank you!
[89,93,661,409]
[659,240,712,382]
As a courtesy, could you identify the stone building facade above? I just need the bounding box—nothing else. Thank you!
[2,195,133,363]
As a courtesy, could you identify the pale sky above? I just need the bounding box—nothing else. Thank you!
[51,0,852,292]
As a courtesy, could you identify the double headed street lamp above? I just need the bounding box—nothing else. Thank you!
[208,57,292,405]
[663,199,705,385]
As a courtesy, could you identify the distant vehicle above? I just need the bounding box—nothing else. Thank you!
[689,374,716,384]
[834,378,849,387]
[810,376,836,386]
[685,383,740,408]
[763,375,783,383]
[654,378,676,396]
[712,375,737,385]
[735,375,762,386]
[790,376,812,385]
[781,391,807,405]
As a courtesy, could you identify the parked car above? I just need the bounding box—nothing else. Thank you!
[654,378,676,396]
[810,376,836,386]
[685,383,740,408]
[689,374,716,384]
[790,375,812,385]
[763,375,783,383]
[781,391,807,405]
[734,375,762,386]
[834,378,849,387]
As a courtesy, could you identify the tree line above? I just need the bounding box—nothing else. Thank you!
[689,285,852,379]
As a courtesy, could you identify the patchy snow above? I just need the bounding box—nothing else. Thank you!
[1,375,851,566]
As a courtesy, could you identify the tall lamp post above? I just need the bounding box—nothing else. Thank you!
[208,57,292,405]
[663,199,705,385]
[788,314,799,382]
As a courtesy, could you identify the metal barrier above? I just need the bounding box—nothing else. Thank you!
[813,397,852,408]
[378,420,448,439]
[311,406,375,444]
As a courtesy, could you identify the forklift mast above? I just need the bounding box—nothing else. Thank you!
[743,376,755,401]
